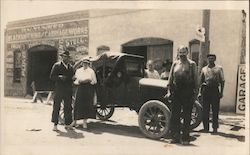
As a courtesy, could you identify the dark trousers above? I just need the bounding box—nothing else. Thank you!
[202,87,220,130]
[171,88,194,141]
[51,90,72,125]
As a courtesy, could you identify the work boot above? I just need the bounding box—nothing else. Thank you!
[170,138,180,144]
[212,128,218,134]
[53,125,59,131]
[181,140,190,145]
[70,121,76,127]
[83,119,88,129]
[65,125,74,130]
[199,129,209,133]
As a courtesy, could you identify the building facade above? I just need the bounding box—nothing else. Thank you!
[4,10,245,112]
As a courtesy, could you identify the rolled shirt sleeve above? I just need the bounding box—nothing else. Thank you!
[90,69,97,85]
[219,66,225,84]
[192,62,198,91]
[73,69,80,85]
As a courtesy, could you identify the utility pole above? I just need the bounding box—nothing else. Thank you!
[240,10,246,64]
[198,10,210,73]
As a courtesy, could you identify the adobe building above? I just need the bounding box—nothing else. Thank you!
[4,10,246,112]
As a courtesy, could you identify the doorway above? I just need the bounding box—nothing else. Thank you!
[122,46,147,63]
[121,37,173,72]
[27,45,57,94]
[189,39,200,65]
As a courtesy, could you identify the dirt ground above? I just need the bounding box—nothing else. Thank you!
[0,97,248,155]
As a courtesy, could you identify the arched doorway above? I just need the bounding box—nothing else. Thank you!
[26,45,57,94]
[121,37,173,73]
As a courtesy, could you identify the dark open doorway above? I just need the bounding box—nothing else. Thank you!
[122,46,147,63]
[27,45,57,94]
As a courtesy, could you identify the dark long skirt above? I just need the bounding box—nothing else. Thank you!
[73,83,96,120]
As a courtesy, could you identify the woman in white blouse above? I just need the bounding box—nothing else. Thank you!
[71,59,97,129]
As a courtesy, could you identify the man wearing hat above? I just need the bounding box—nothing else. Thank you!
[198,54,225,133]
[50,50,74,131]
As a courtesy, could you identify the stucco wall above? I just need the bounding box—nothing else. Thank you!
[210,10,242,111]
[4,10,243,112]
[88,10,202,58]
[89,9,242,112]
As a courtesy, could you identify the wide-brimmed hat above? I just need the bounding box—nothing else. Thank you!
[60,50,70,57]
[82,58,91,64]
[207,54,216,58]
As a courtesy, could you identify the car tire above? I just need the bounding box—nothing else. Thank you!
[190,100,202,130]
[180,100,203,130]
[96,105,115,121]
[138,100,171,139]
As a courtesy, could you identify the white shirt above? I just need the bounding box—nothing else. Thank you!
[74,67,97,85]
[145,69,160,79]
[201,64,225,85]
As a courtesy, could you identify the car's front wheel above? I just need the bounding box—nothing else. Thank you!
[138,100,171,139]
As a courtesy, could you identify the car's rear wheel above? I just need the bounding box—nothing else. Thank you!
[190,100,202,129]
[138,100,171,139]
[96,105,115,121]
[180,100,202,130]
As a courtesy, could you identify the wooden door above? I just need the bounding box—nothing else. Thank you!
[147,44,173,73]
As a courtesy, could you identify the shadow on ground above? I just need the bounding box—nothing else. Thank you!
[214,132,245,142]
[74,121,200,145]
[76,121,145,139]
[56,129,84,139]
[193,129,245,142]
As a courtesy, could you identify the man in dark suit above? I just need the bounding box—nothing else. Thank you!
[50,50,74,131]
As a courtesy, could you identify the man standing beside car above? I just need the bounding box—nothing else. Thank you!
[167,45,198,145]
[198,54,225,133]
[50,50,74,131]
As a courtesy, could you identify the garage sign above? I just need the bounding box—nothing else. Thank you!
[236,64,246,114]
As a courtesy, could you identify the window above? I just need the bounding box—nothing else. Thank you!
[13,50,22,83]
[189,39,200,65]
[125,60,144,77]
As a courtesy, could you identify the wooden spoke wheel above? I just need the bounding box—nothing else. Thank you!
[138,100,171,139]
[180,100,202,130]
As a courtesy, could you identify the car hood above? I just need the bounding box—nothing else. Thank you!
[139,78,168,88]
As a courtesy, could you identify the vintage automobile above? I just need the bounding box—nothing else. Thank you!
[59,52,202,139]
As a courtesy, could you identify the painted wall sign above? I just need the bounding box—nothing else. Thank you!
[236,64,245,114]
[6,20,88,42]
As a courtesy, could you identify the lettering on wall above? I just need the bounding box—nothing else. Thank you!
[236,64,245,114]
[13,49,22,82]
[6,20,88,42]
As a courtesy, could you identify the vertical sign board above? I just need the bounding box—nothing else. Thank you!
[236,64,246,114]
